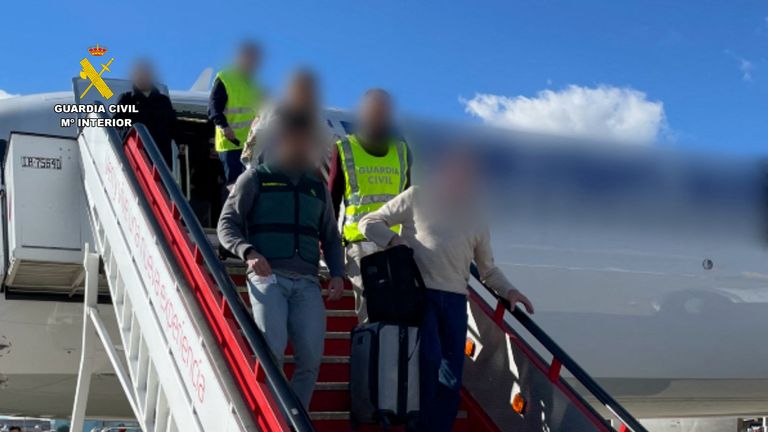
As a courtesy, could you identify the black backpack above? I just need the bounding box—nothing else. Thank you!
[360,245,426,326]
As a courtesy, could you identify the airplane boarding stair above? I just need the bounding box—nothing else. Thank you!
[63,113,649,431]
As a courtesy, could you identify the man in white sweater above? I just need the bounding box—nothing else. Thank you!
[359,151,533,432]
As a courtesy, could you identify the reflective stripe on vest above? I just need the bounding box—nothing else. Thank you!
[337,134,408,242]
[214,69,260,152]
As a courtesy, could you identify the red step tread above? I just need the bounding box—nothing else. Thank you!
[221,267,493,432]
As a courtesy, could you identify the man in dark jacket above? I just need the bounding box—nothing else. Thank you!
[114,60,178,167]
[217,108,345,408]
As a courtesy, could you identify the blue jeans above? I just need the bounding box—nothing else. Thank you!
[419,289,468,432]
[248,274,326,408]
[219,149,244,185]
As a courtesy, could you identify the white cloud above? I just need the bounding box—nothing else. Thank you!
[725,50,754,82]
[0,89,18,99]
[462,85,666,144]
[738,58,754,82]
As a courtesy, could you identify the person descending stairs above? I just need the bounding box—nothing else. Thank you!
[215,252,479,432]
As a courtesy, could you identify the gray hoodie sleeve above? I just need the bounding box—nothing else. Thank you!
[319,187,345,278]
[217,169,259,260]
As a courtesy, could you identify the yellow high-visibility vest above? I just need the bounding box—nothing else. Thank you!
[214,68,260,152]
[337,134,409,242]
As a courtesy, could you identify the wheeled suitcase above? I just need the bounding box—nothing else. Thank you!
[350,323,420,428]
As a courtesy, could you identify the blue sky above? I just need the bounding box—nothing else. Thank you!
[1,1,766,154]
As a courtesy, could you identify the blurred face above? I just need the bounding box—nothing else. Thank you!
[434,150,478,202]
[359,92,393,140]
[275,113,314,169]
[237,47,260,76]
[131,63,154,92]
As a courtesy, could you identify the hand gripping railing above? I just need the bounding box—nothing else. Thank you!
[120,124,314,432]
[468,265,648,432]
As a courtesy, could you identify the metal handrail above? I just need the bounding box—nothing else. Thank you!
[112,122,314,431]
[469,265,648,432]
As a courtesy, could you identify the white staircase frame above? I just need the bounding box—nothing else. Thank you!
[71,123,255,432]
[71,244,146,431]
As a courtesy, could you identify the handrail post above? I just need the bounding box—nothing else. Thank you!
[547,359,562,382]
[492,301,506,324]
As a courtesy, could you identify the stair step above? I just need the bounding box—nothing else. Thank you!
[310,411,349,421]
[326,299,356,311]
[325,309,357,319]
[286,356,350,383]
[232,288,356,312]
[324,295,356,310]
[286,335,350,356]
[225,269,345,285]
[315,382,348,391]
[313,420,371,432]
[226,276,354,298]
[326,309,358,332]
[225,264,247,275]
[310,411,470,432]
[286,362,349,382]
[310,387,350,411]
[286,355,350,364]
[327,309,356,317]
[309,382,478,415]
[311,411,470,420]
[326,331,351,339]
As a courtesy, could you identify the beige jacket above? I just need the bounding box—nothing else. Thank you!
[359,186,515,296]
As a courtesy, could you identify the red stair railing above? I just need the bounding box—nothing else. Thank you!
[466,265,648,432]
[119,124,315,432]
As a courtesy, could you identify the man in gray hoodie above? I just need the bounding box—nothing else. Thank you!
[217,108,345,408]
